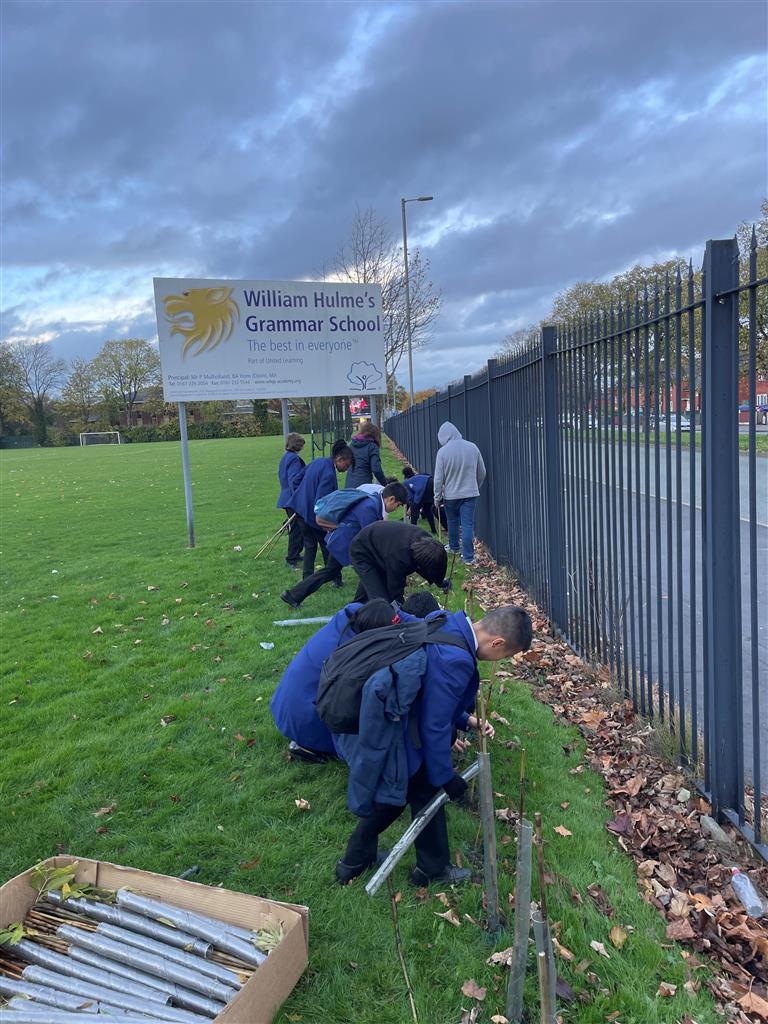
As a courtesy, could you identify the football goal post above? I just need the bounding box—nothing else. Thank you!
[79,431,123,446]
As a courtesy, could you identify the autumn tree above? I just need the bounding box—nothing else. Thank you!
[328,207,440,400]
[92,339,161,426]
[10,341,67,444]
[737,199,768,376]
[0,343,25,436]
[61,358,99,427]
[496,324,540,358]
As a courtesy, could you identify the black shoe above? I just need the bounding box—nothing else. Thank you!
[332,577,344,589]
[335,848,389,885]
[409,864,471,887]
[285,560,300,570]
[280,591,301,610]
[287,741,330,765]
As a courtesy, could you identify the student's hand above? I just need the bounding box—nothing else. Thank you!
[443,773,468,802]
[467,715,495,740]
[452,736,472,754]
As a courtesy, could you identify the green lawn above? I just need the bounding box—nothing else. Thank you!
[0,438,720,1023]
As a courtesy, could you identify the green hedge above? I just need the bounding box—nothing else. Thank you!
[121,416,309,444]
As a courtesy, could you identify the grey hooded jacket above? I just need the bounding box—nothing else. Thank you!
[433,422,486,501]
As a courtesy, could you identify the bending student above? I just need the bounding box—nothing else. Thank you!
[350,520,449,604]
[276,432,306,569]
[334,604,533,885]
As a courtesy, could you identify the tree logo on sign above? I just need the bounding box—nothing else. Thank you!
[347,361,383,391]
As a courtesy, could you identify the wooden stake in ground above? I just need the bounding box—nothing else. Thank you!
[506,818,533,1024]
[387,877,418,1024]
[477,751,500,934]
[537,950,555,1024]
[533,813,557,1017]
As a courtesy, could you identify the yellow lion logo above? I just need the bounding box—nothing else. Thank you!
[163,287,240,357]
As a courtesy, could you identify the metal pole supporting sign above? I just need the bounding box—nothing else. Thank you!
[177,402,195,548]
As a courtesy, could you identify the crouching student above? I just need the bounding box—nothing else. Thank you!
[350,521,449,604]
[270,600,398,764]
[270,593,437,764]
[280,482,407,610]
[334,605,533,885]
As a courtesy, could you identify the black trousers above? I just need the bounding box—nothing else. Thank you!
[300,517,331,579]
[287,553,343,605]
[342,764,450,877]
[409,502,437,534]
[284,507,303,565]
[351,555,393,604]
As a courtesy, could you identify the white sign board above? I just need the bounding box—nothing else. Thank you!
[153,277,386,401]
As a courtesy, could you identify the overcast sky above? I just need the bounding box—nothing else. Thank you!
[2,0,766,391]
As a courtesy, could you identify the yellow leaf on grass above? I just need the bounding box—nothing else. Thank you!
[552,937,575,961]
[738,991,768,1019]
[656,982,677,997]
[609,925,628,949]
[435,908,461,927]
[589,939,610,959]
[554,825,573,837]
[294,798,311,811]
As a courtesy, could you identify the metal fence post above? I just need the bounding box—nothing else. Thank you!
[464,374,471,436]
[486,360,499,560]
[702,237,743,820]
[541,326,567,631]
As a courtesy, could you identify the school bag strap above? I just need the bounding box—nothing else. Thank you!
[316,614,471,734]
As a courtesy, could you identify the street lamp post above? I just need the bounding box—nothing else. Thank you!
[401,195,433,407]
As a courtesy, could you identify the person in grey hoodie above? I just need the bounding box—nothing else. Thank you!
[433,421,486,564]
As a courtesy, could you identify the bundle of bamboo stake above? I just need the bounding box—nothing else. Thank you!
[0,886,282,1022]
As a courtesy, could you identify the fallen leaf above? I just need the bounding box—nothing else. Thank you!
[554,825,573,837]
[217,824,224,832]
[609,925,628,949]
[490,1016,509,1023]
[656,982,677,998]
[435,908,461,927]
[560,801,570,810]
[738,991,768,1018]
[147,585,158,591]
[91,626,103,635]
[552,936,575,961]
[93,802,116,818]
[159,715,176,727]
[294,798,311,811]
[555,978,577,1002]
[590,940,610,959]
[461,979,486,1001]
[95,825,108,834]
[487,946,514,967]
[666,918,696,941]
[434,891,451,907]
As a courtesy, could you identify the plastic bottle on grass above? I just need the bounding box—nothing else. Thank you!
[731,868,764,918]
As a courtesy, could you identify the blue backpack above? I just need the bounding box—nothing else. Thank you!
[314,488,371,528]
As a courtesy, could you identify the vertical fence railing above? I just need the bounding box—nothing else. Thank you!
[385,233,767,859]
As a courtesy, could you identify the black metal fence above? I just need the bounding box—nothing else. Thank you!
[385,236,767,859]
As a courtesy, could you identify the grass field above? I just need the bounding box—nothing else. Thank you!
[0,438,720,1023]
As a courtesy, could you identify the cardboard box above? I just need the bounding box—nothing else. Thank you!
[0,856,308,1023]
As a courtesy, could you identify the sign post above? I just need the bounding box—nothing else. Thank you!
[153,278,386,545]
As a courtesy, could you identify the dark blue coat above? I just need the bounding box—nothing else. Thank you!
[326,494,383,567]
[346,438,387,488]
[291,456,337,526]
[270,604,362,753]
[277,451,306,509]
[335,650,426,815]
[404,473,430,506]
[412,610,478,787]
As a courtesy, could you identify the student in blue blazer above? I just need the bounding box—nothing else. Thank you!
[280,482,408,610]
[290,439,353,580]
[335,604,533,887]
[276,433,306,568]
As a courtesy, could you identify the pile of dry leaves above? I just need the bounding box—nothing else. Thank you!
[466,545,768,1023]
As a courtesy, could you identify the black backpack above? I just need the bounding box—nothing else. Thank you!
[316,615,471,734]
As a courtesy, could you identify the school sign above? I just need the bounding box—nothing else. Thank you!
[153,278,387,401]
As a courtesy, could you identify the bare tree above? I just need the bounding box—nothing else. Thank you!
[61,358,99,428]
[11,341,67,444]
[496,324,540,358]
[92,339,161,426]
[329,207,440,402]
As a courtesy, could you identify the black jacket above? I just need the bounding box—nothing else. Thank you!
[350,521,444,602]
